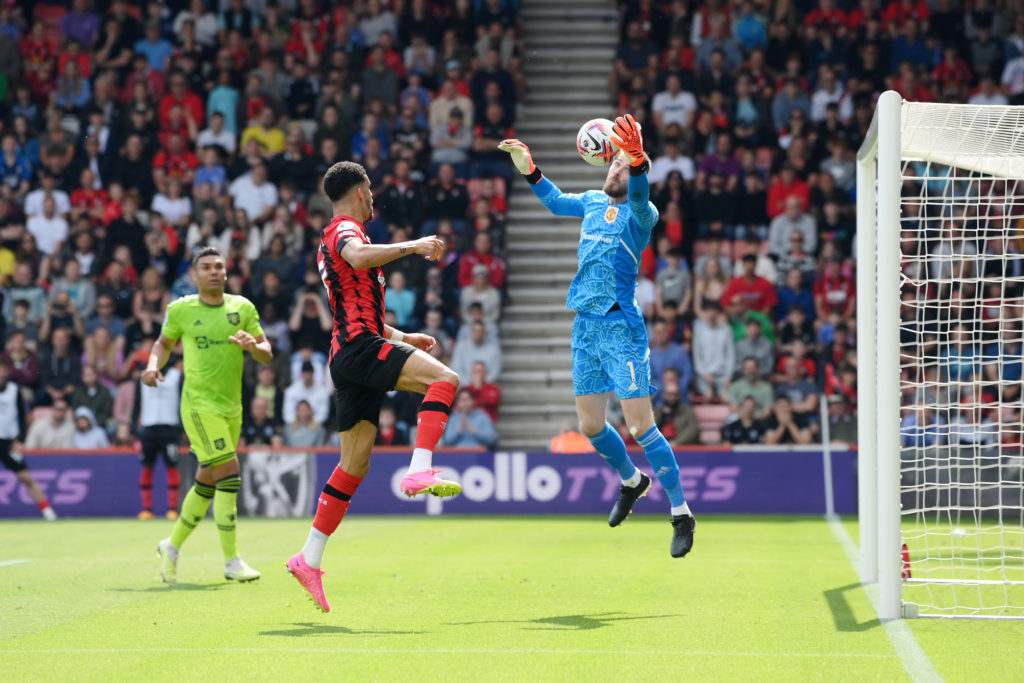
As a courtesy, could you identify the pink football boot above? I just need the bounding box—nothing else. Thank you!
[399,469,462,497]
[286,553,330,613]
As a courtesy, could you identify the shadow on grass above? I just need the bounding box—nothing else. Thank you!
[449,612,680,631]
[259,622,426,637]
[108,582,227,593]
[824,583,881,632]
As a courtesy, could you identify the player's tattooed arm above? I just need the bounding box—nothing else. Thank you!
[340,237,445,269]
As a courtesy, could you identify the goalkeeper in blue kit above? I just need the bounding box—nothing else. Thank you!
[499,115,695,557]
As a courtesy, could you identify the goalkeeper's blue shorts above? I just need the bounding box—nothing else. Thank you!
[571,310,654,399]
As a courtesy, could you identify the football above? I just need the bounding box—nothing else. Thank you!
[576,118,618,166]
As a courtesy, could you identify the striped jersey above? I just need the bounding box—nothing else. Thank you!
[317,215,386,360]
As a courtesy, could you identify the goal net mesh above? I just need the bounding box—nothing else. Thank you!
[897,102,1024,618]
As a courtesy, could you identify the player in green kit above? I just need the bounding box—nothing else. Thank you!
[144,247,274,583]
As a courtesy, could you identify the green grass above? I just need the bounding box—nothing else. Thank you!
[1,516,1022,681]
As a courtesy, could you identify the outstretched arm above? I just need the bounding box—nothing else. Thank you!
[499,139,585,218]
[340,236,445,270]
[611,114,658,231]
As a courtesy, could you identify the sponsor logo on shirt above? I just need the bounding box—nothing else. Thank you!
[581,232,613,244]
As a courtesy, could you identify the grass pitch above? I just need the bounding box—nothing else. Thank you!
[1,515,1022,681]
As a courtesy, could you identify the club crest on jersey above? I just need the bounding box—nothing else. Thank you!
[378,273,385,286]
[226,312,240,325]
[605,206,619,223]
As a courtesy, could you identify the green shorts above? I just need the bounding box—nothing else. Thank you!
[183,410,241,467]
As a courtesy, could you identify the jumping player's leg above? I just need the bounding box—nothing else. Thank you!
[619,398,696,558]
[571,319,642,487]
[288,385,380,612]
[300,420,376,570]
[393,348,461,496]
[576,392,641,484]
[619,396,689,510]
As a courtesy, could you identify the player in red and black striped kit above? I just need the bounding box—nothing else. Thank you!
[287,161,462,612]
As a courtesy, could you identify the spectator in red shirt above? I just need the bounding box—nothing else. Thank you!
[722,254,778,317]
[804,0,848,28]
[467,361,501,423]
[881,0,930,30]
[766,163,810,218]
[774,339,817,382]
[157,103,198,150]
[374,405,410,446]
[286,18,325,68]
[813,258,856,322]
[933,45,972,100]
[158,71,204,131]
[458,231,506,289]
[152,132,198,193]
[70,168,109,226]
[57,39,93,80]
[20,20,55,73]
[123,53,165,103]
[846,0,878,30]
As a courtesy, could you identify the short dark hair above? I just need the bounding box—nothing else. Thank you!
[191,246,224,267]
[322,161,368,202]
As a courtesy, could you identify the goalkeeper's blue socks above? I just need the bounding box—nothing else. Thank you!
[636,425,690,515]
[588,423,639,482]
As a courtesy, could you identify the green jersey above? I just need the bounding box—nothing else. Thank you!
[161,294,264,419]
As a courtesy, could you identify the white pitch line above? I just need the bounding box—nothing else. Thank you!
[827,516,943,683]
[0,559,31,567]
[0,647,895,658]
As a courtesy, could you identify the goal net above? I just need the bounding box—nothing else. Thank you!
[857,92,1024,620]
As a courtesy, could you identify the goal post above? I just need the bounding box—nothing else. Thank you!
[858,91,1024,620]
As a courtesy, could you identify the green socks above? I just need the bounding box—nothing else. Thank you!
[169,482,215,548]
[214,475,241,561]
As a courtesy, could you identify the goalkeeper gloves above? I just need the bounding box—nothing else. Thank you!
[610,114,646,168]
[498,139,536,175]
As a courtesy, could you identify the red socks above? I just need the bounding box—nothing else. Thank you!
[413,381,457,451]
[140,467,154,511]
[140,467,181,510]
[312,466,363,536]
[36,500,51,512]
[167,467,181,509]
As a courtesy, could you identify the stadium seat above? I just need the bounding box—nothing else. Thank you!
[695,404,732,445]
[28,407,53,426]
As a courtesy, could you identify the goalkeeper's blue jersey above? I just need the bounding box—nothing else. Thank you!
[530,173,659,329]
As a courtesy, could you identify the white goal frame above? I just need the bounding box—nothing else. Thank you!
[857,90,903,620]
[857,90,1024,620]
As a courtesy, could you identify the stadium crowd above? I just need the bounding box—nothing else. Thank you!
[606,0,1024,446]
[0,0,518,453]
[6,0,1020,453]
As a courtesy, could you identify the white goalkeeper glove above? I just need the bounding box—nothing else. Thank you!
[498,139,537,175]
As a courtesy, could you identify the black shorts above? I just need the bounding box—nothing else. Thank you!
[0,439,26,473]
[330,333,415,432]
[139,425,181,467]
